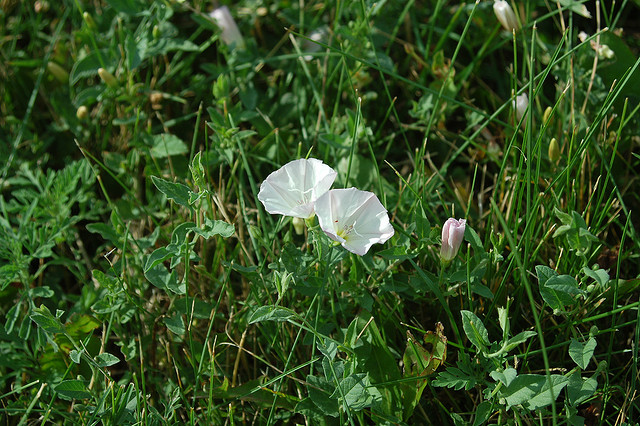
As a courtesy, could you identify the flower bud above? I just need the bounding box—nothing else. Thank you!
[543,106,553,125]
[302,26,329,61]
[514,93,528,121]
[596,44,614,59]
[83,11,96,30]
[98,67,118,88]
[209,6,245,49]
[548,138,560,162]
[47,61,69,83]
[493,1,520,33]
[35,1,50,13]
[440,218,466,264]
[292,217,305,235]
[150,91,163,110]
[76,105,89,120]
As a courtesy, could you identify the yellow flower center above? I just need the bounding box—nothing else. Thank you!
[337,224,354,240]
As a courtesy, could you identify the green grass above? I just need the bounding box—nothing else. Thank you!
[1,0,640,424]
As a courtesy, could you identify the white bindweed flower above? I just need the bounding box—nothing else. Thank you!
[493,1,520,33]
[315,188,394,256]
[514,93,528,121]
[258,158,337,219]
[440,218,466,263]
[210,6,245,49]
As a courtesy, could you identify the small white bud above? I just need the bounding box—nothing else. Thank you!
[493,1,520,33]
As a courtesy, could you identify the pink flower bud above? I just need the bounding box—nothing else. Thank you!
[440,218,466,263]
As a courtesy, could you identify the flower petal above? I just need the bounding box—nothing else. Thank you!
[258,158,337,218]
[316,188,394,255]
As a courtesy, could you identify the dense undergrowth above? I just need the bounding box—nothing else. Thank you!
[1,0,640,424]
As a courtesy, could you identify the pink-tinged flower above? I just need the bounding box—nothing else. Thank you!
[258,158,337,219]
[315,188,394,256]
[210,6,245,49]
[493,1,520,32]
[440,218,466,263]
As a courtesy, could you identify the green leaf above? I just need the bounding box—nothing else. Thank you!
[400,324,447,420]
[500,374,568,410]
[191,218,235,239]
[350,316,404,418]
[248,306,298,324]
[74,86,103,107]
[432,366,478,391]
[55,380,92,400]
[472,401,494,426]
[65,315,101,339]
[331,373,381,411]
[96,352,120,367]
[414,205,431,242]
[567,371,598,405]
[461,310,490,351]
[174,297,215,320]
[377,245,417,260]
[536,265,583,312]
[85,222,122,247]
[403,323,447,378]
[503,330,537,353]
[92,269,119,291]
[304,375,339,417]
[70,49,118,85]
[569,337,597,369]
[145,264,184,294]
[470,282,494,299]
[490,367,517,387]
[106,0,145,15]
[150,133,189,158]
[497,306,508,335]
[553,207,573,226]
[318,340,338,361]
[30,305,65,334]
[125,34,142,70]
[464,225,484,252]
[0,264,21,291]
[151,176,193,211]
[164,315,185,336]
[144,247,175,273]
[70,349,83,364]
[583,265,609,287]
[30,286,54,299]
[557,0,592,17]
[189,151,206,188]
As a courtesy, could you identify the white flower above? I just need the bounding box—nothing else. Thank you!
[514,93,528,121]
[258,158,337,219]
[596,44,614,59]
[302,26,329,61]
[440,218,466,263]
[493,1,520,32]
[315,188,394,255]
[210,6,245,49]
